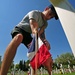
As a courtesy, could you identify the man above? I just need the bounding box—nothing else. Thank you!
[0,4,58,75]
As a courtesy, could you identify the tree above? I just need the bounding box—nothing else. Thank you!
[19,60,29,71]
[15,64,19,70]
[19,60,23,70]
[54,53,75,68]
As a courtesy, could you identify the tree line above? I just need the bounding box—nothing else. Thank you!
[0,52,75,72]
[53,53,75,69]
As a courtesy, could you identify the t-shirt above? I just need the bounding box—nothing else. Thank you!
[16,10,48,33]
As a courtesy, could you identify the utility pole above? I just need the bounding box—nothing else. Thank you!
[0,55,2,68]
[0,55,1,63]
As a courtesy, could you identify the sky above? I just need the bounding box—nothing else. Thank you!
[0,0,75,64]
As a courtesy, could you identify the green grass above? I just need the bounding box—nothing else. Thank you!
[38,72,75,75]
[53,72,75,75]
[7,72,75,75]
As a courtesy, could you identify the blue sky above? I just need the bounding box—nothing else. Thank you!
[0,0,75,64]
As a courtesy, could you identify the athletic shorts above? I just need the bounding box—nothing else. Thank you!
[11,26,32,48]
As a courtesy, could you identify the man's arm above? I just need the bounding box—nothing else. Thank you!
[29,19,38,35]
[29,19,51,50]
[39,26,51,50]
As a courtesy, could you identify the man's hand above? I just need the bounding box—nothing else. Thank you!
[43,39,51,50]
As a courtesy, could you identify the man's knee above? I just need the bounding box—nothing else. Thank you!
[12,33,23,45]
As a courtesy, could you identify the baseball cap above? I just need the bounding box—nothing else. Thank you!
[48,4,58,20]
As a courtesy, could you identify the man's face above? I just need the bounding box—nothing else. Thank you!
[44,8,55,20]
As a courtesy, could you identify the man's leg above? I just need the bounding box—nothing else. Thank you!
[0,34,23,75]
[43,57,53,75]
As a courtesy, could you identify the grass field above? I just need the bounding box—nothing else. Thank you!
[8,72,75,75]
[53,72,75,75]
[40,72,75,75]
